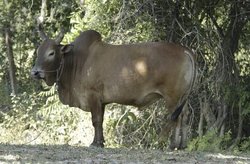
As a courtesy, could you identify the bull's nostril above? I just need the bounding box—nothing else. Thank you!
[34,71,39,76]
[31,70,41,79]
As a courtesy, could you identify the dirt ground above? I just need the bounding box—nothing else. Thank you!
[0,144,250,163]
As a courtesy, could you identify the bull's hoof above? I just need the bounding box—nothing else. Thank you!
[90,141,104,148]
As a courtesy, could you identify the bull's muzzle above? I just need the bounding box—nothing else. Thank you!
[31,68,45,80]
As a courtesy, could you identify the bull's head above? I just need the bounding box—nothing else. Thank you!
[31,25,72,86]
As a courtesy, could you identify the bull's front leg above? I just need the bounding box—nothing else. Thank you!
[88,93,105,147]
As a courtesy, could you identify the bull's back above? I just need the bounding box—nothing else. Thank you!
[98,42,191,82]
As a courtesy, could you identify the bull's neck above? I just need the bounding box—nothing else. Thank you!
[57,53,77,107]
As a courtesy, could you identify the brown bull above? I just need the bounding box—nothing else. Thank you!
[31,26,196,148]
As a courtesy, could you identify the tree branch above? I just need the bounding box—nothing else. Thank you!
[37,0,47,24]
[208,13,224,38]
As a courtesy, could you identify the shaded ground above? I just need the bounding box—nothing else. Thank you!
[0,144,250,163]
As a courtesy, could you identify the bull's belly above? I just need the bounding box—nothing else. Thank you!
[104,91,162,108]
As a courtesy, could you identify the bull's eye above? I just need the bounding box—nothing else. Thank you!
[48,51,55,57]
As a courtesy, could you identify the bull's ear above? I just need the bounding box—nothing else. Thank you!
[60,44,73,54]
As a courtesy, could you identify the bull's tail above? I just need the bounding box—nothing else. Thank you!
[170,100,187,121]
[170,50,196,121]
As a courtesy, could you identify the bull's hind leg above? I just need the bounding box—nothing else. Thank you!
[159,96,186,149]
[169,102,190,150]
[159,106,178,141]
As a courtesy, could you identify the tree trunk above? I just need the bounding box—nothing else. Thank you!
[198,98,204,137]
[217,1,247,137]
[236,103,243,142]
[219,103,227,137]
[5,27,17,95]
[37,0,47,24]
[202,96,216,129]
[230,102,243,150]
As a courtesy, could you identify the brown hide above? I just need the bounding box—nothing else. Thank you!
[31,30,196,147]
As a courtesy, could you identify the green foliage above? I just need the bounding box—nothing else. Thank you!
[239,87,250,117]
[236,48,250,76]
[0,92,43,142]
[0,77,10,106]
[0,85,80,144]
[69,0,158,43]
[187,130,232,152]
[0,0,83,145]
[68,0,121,40]
[237,137,250,153]
[35,85,80,144]
[105,101,167,149]
[223,82,250,119]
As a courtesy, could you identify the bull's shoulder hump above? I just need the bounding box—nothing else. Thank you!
[74,30,102,43]
[73,30,103,50]
[80,30,101,39]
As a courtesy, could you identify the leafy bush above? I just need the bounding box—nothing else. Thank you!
[105,100,168,149]
[0,91,43,143]
[238,137,250,153]
[187,130,232,152]
[0,85,81,145]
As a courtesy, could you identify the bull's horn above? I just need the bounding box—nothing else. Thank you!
[55,28,65,44]
[37,24,48,40]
